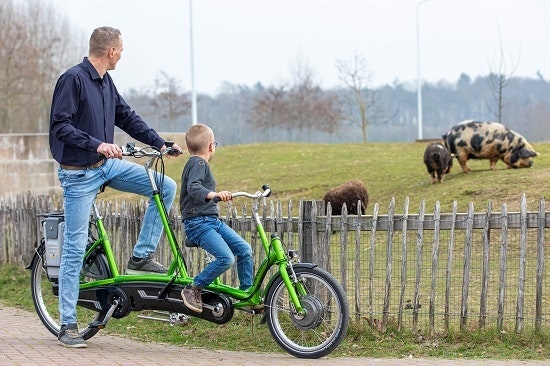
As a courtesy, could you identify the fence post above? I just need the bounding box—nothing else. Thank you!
[497,203,508,331]
[429,201,441,336]
[536,198,545,332]
[398,197,410,330]
[354,209,362,322]
[460,202,474,331]
[301,200,314,264]
[516,194,527,333]
[369,203,379,326]
[479,201,492,329]
[444,200,457,331]
[382,198,395,332]
[412,199,425,335]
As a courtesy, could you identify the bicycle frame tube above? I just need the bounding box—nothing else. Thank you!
[145,162,190,278]
[91,203,119,277]
[250,209,305,313]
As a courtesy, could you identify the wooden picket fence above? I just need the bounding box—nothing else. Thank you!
[0,192,547,334]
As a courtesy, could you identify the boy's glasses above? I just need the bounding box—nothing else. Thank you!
[211,141,218,147]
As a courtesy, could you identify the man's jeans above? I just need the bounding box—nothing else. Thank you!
[57,158,176,325]
[183,216,253,290]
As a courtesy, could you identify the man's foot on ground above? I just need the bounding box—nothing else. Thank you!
[58,324,87,348]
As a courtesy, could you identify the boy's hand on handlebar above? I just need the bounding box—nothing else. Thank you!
[98,143,122,159]
[215,191,232,202]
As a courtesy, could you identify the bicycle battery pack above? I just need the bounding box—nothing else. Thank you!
[42,214,64,279]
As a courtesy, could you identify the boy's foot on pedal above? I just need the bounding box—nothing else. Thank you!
[126,254,167,275]
[182,285,203,313]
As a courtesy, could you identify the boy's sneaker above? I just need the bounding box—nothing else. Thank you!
[127,254,167,275]
[181,285,203,313]
[58,324,87,348]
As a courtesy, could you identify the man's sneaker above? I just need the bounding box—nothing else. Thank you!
[181,285,203,313]
[58,324,87,348]
[127,254,167,275]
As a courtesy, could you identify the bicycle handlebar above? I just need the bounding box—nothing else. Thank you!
[120,142,182,158]
[212,184,271,202]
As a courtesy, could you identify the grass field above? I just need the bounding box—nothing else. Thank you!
[100,141,550,215]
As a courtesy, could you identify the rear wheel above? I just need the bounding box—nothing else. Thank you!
[265,266,349,359]
[30,243,111,339]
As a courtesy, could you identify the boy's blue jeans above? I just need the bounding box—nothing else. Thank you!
[183,216,253,290]
[57,158,176,325]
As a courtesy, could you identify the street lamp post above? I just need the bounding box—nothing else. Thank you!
[416,0,432,140]
[189,0,197,125]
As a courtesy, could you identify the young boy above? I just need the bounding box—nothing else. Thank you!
[180,124,253,313]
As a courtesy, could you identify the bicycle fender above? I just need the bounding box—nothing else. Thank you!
[26,240,44,270]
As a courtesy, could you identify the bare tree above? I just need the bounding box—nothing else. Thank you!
[336,52,381,143]
[0,0,85,133]
[247,57,342,142]
[214,82,253,143]
[248,85,288,141]
[287,60,342,141]
[487,27,518,123]
[151,71,191,131]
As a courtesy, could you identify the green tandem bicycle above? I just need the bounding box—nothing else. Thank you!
[29,143,349,359]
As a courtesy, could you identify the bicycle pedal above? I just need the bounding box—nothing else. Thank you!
[89,321,105,329]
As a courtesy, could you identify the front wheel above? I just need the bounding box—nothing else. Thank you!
[30,243,111,339]
[264,266,349,359]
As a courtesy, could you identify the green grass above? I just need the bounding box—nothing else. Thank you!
[2,263,547,358]
[5,142,550,359]
[100,141,550,215]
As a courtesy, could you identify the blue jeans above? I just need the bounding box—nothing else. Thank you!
[57,158,176,325]
[183,216,253,290]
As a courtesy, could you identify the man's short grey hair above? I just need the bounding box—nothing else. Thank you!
[89,26,121,57]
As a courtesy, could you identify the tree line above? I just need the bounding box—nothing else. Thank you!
[2,0,550,144]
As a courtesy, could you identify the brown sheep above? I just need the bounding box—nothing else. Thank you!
[323,180,368,215]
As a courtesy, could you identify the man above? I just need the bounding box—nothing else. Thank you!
[49,26,181,348]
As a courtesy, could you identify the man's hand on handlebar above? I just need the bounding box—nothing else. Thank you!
[162,142,183,157]
[98,142,123,159]
[99,142,183,159]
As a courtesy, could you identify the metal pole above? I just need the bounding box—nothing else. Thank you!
[416,0,431,140]
[189,0,198,125]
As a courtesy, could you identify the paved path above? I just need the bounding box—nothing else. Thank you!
[1,305,547,366]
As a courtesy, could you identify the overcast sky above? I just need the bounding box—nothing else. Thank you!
[50,0,550,96]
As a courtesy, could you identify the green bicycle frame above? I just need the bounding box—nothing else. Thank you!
[79,156,305,314]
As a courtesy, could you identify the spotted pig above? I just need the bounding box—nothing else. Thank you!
[442,120,537,173]
[423,142,453,183]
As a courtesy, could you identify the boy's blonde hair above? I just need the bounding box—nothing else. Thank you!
[185,124,213,154]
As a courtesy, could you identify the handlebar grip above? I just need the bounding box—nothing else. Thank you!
[167,148,183,156]
[213,196,222,203]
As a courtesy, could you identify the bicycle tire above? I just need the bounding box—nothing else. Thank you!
[30,242,111,340]
[264,266,349,359]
